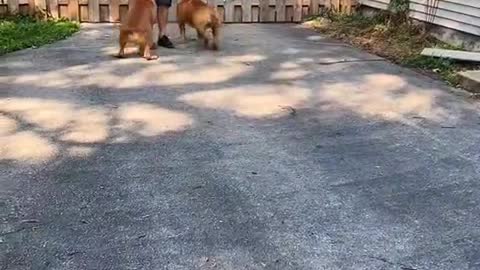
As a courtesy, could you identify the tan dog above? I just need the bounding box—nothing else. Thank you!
[116,0,158,60]
[177,0,222,50]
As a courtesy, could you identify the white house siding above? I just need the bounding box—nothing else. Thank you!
[360,0,480,37]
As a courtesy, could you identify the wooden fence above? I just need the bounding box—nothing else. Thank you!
[0,0,356,22]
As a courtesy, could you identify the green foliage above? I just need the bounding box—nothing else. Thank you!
[388,0,410,15]
[0,15,79,55]
[387,0,410,25]
[403,55,459,85]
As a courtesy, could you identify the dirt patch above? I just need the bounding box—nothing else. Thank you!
[304,13,479,87]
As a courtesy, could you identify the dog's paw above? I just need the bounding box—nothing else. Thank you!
[145,55,159,61]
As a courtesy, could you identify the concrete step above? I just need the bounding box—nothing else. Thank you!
[458,70,480,93]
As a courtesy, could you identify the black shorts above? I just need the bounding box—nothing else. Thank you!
[155,0,172,7]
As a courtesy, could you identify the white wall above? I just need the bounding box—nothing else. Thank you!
[360,0,480,37]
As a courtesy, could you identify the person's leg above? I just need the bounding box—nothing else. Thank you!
[155,0,174,48]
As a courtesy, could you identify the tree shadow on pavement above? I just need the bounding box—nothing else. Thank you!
[1,23,480,270]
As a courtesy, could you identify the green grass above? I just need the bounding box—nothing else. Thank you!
[0,15,79,56]
[305,12,478,86]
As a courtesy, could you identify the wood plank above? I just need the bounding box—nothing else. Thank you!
[421,48,480,62]
[119,4,128,22]
[223,0,234,22]
[110,0,119,22]
[259,0,269,22]
[293,0,301,21]
[28,0,35,15]
[251,5,259,21]
[410,11,480,35]
[345,0,353,14]
[241,0,251,22]
[302,5,308,17]
[99,4,109,21]
[411,0,480,18]
[49,0,59,16]
[332,0,339,11]
[8,0,19,13]
[58,4,68,17]
[285,5,293,21]
[79,4,88,20]
[442,0,480,9]
[275,0,285,21]
[268,4,274,20]
[217,5,225,21]
[323,0,330,9]
[35,0,46,12]
[310,0,319,15]
[361,0,388,10]
[410,3,480,26]
[19,4,29,14]
[0,5,8,15]
[0,4,7,13]
[68,0,79,20]
[233,5,242,22]
[88,0,99,21]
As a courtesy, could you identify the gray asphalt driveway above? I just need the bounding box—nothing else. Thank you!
[1,23,480,270]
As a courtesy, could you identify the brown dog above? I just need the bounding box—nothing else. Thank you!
[116,0,158,60]
[177,0,222,50]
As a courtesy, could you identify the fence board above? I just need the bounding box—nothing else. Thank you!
[217,5,224,21]
[109,0,119,21]
[0,5,8,15]
[99,3,109,20]
[119,4,127,21]
[224,0,234,22]
[48,0,58,16]
[0,4,7,13]
[19,4,28,13]
[241,0,251,21]
[88,0,99,21]
[285,4,292,20]
[3,0,352,22]
[302,5,308,16]
[8,0,18,13]
[310,0,318,14]
[79,4,88,20]
[293,0,301,21]
[37,0,46,10]
[275,0,285,21]
[332,0,339,11]
[68,0,79,20]
[233,5,242,21]
[251,5,259,21]
[28,0,34,14]
[58,4,67,17]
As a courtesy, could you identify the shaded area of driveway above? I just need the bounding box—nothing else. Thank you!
[1,23,480,269]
